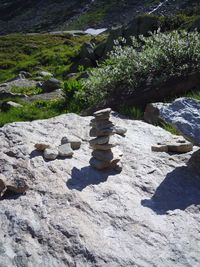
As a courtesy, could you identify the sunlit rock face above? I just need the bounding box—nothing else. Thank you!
[0,112,199,266]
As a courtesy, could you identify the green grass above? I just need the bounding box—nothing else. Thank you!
[0,99,67,127]
[0,31,108,126]
[185,90,200,100]
[160,122,181,136]
[0,33,92,83]
[119,106,144,120]
[10,85,43,95]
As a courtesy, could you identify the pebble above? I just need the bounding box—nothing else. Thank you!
[44,148,58,160]
[35,143,50,151]
[58,144,74,157]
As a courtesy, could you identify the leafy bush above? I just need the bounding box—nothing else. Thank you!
[82,30,200,106]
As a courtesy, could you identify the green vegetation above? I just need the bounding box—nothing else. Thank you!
[0,33,91,83]
[160,122,181,136]
[62,79,86,113]
[80,30,200,107]
[119,106,143,120]
[185,90,200,100]
[10,85,42,95]
[0,99,66,127]
[67,0,119,30]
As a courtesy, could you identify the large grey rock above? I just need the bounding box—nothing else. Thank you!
[146,98,200,146]
[80,42,96,61]
[24,89,64,102]
[0,78,37,99]
[41,78,61,92]
[0,113,199,266]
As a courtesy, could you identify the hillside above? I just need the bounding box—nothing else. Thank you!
[0,0,200,35]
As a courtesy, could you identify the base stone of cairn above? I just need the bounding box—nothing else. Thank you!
[89,108,123,171]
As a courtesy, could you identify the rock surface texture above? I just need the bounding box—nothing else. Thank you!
[145,97,200,146]
[0,113,200,266]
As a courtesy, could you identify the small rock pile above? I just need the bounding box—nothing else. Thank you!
[152,136,193,153]
[89,108,124,170]
[34,136,81,160]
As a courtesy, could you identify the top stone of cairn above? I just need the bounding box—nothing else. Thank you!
[93,108,112,119]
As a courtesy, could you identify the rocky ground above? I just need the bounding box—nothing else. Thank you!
[0,112,199,266]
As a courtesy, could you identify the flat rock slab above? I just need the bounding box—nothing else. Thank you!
[0,78,37,91]
[24,89,63,102]
[0,113,199,267]
[152,137,193,153]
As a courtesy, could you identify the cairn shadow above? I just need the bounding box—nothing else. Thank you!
[67,166,119,191]
[141,165,200,215]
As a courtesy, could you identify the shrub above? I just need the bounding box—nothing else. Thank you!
[82,30,200,106]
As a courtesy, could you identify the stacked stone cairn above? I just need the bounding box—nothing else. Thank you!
[89,108,123,170]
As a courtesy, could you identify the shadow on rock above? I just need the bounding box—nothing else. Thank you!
[29,149,43,159]
[67,166,118,191]
[141,165,200,215]
[1,190,26,201]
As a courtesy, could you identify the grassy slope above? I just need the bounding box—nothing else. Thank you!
[0,33,91,83]
[0,33,93,126]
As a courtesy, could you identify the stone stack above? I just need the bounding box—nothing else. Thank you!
[89,108,123,170]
